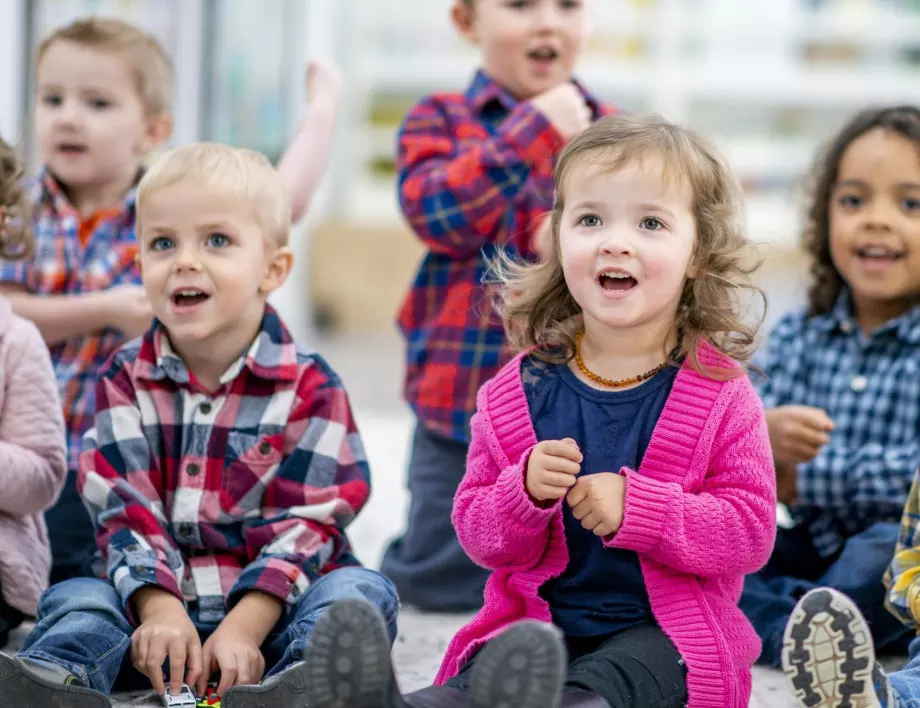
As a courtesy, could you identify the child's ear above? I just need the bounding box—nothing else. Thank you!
[451,1,478,44]
[259,247,294,296]
[141,112,174,154]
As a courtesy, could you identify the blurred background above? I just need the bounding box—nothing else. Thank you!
[0,0,918,566]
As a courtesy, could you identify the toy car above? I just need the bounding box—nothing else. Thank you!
[196,689,221,707]
[162,684,198,708]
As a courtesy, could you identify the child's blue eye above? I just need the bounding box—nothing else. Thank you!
[150,236,173,251]
[839,194,863,209]
[560,0,583,8]
[207,233,230,248]
[640,217,664,231]
[902,198,920,212]
[578,214,602,228]
[41,94,62,107]
[88,98,111,110]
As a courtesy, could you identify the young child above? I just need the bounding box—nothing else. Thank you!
[0,137,67,646]
[297,114,779,708]
[0,17,342,585]
[382,0,616,613]
[0,143,398,708]
[739,105,920,668]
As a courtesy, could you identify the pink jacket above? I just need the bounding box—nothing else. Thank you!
[0,298,66,615]
[435,342,777,707]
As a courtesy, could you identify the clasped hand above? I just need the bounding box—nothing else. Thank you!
[525,438,626,537]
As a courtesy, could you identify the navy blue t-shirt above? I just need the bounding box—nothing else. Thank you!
[522,354,677,637]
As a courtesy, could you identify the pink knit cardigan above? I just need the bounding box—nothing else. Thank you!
[434,342,777,707]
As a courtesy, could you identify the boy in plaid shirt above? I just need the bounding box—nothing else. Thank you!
[0,144,397,708]
[381,0,615,612]
[0,17,343,585]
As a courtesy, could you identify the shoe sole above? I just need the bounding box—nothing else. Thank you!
[0,654,110,707]
[781,588,880,708]
[301,598,394,708]
[468,620,566,708]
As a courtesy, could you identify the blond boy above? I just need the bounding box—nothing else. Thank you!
[0,143,396,708]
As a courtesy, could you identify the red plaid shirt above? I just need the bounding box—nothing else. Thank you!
[78,306,370,623]
[397,70,614,442]
[0,170,141,471]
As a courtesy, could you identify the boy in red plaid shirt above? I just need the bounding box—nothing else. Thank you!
[0,144,397,708]
[381,0,615,611]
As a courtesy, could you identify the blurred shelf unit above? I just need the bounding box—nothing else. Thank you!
[338,0,920,250]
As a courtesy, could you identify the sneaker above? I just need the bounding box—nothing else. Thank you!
[229,598,399,708]
[782,587,897,708]
[468,620,567,708]
[0,653,110,706]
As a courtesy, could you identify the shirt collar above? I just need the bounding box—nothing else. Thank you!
[134,304,300,386]
[31,167,142,217]
[813,290,920,343]
[465,69,604,119]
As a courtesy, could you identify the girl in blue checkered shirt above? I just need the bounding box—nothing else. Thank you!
[737,106,920,706]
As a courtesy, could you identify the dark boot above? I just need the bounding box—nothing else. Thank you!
[403,684,471,707]
[468,620,567,708]
[559,690,612,707]
[297,597,405,708]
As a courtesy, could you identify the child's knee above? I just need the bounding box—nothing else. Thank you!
[37,578,120,620]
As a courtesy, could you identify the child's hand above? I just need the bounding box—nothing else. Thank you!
[305,58,342,109]
[765,405,834,465]
[105,284,154,339]
[526,438,582,502]
[197,619,266,697]
[130,590,203,697]
[566,472,627,537]
[530,83,592,140]
[776,460,798,506]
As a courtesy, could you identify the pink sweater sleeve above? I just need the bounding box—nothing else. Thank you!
[0,316,66,515]
[452,409,557,570]
[607,377,777,577]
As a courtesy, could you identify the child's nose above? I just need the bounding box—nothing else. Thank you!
[534,3,565,30]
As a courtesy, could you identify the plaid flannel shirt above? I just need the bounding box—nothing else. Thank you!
[397,70,615,442]
[0,170,141,472]
[885,469,920,629]
[757,293,920,557]
[77,306,370,623]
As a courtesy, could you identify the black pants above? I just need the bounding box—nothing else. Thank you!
[0,585,24,649]
[380,425,488,612]
[445,623,688,708]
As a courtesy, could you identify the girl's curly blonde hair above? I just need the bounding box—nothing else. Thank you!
[0,138,34,261]
[494,113,764,375]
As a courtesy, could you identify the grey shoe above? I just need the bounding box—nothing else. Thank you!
[0,653,110,707]
[782,587,897,708]
[221,659,311,708]
[468,620,567,708]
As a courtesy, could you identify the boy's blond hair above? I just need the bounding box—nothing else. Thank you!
[495,113,765,374]
[37,17,173,116]
[137,143,291,248]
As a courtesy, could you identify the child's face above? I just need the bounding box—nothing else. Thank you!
[558,157,697,335]
[35,41,164,198]
[829,127,920,323]
[452,0,587,100]
[137,183,291,355]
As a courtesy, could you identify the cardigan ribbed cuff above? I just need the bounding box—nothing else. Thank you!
[494,453,559,530]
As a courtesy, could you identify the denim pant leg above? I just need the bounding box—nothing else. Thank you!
[380,425,488,612]
[264,567,399,679]
[817,522,912,654]
[17,577,134,695]
[888,636,920,708]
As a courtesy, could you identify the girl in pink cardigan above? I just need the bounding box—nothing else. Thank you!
[0,139,66,645]
[299,115,777,708]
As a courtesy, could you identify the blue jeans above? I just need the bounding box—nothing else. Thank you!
[890,637,920,707]
[740,521,911,667]
[18,567,398,696]
[380,425,488,612]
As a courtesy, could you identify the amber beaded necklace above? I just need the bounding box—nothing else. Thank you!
[573,331,671,389]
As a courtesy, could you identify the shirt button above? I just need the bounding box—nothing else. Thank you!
[840,321,854,334]
[179,523,193,537]
[200,402,212,415]
[291,585,300,598]
[187,463,200,477]
[851,375,868,392]
[259,442,272,455]
[133,565,147,575]
[126,544,139,553]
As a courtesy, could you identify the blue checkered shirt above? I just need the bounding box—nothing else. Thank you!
[757,293,920,557]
